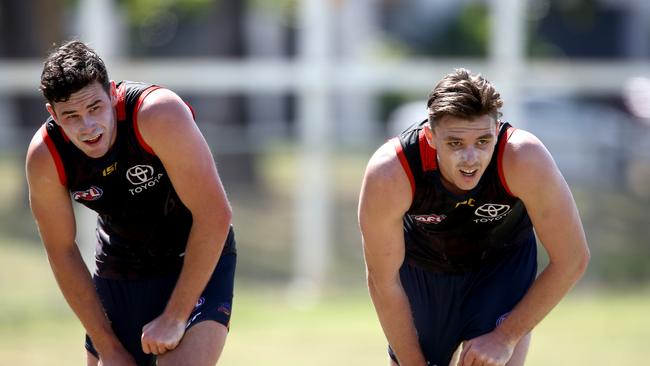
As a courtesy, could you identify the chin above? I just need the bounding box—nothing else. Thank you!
[83,146,108,158]
[456,180,479,192]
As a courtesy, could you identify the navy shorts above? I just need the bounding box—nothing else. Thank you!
[389,239,537,366]
[86,252,236,366]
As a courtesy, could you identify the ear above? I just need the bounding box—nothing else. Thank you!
[109,80,118,107]
[423,123,436,149]
[46,103,59,124]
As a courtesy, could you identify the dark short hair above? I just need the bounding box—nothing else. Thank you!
[426,68,503,127]
[40,40,110,104]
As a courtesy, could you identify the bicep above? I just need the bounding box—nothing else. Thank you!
[505,134,587,263]
[523,171,587,263]
[137,90,230,217]
[160,124,227,213]
[360,202,405,281]
[359,147,411,283]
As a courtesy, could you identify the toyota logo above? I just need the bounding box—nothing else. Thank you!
[126,165,155,185]
[474,204,510,218]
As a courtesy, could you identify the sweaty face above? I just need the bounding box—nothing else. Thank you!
[425,115,498,195]
[47,81,118,158]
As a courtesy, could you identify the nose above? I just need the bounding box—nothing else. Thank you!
[80,116,97,131]
[461,146,478,164]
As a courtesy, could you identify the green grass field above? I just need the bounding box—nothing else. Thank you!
[1,239,649,365]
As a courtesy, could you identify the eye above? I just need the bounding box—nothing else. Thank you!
[477,139,490,145]
[89,105,101,112]
[448,141,462,148]
[64,114,80,122]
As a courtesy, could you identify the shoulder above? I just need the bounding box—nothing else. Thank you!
[360,140,412,214]
[137,88,193,127]
[135,88,196,147]
[26,126,48,170]
[503,128,554,169]
[502,128,561,197]
[365,141,406,187]
[26,125,62,187]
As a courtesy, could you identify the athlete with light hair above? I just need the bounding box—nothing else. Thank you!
[359,68,590,366]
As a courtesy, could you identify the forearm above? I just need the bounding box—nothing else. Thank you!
[47,245,122,354]
[495,260,587,345]
[164,219,230,321]
[369,277,427,366]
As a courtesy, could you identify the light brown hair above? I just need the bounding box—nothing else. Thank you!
[426,68,503,127]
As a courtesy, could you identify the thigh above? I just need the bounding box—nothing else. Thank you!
[158,253,236,366]
[185,253,237,330]
[461,240,537,341]
[157,321,228,366]
[85,275,176,366]
[389,262,466,366]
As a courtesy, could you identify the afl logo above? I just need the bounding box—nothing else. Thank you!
[126,165,155,185]
[413,214,447,224]
[72,186,103,201]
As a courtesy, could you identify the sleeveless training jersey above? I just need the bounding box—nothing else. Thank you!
[42,81,235,279]
[392,120,534,273]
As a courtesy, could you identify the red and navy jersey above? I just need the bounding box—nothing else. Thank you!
[393,120,534,273]
[41,81,234,279]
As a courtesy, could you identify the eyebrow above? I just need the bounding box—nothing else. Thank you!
[60,99,102,116]
[444,133,494,141]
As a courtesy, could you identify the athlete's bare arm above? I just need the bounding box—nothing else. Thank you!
[459,130,590,366]
[26,132,137,366]
[136,88,232,356]
[359,141,428,366]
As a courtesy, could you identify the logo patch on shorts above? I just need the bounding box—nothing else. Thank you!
[496,312,510,326]
[186,311,202,329]
[195,296,205,308]
[217,303,231,316]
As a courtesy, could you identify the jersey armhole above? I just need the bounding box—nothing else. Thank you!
[418,129,438,172]
[497,127,516,197]
[115,83,127,121]
[40,125,67,186]
[132,86,162,156]
[391,137,415,199]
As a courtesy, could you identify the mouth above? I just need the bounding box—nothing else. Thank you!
[82,133,103,145]
[459,168,479,177]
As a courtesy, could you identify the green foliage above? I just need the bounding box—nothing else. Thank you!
[248,0,296,18]
[526,0,601,57]
[117,0,215,23]
[455,3,489,56]
[554,0,598,29]
[415,3,489,57]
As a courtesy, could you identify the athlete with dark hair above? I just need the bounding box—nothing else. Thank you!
[26,40,236,366]
[359,69,590,366]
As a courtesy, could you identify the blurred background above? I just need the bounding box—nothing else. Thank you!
[0,0,649,364]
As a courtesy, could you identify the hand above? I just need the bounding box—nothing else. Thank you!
[458,331,515,366]
[141,313,187,355]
